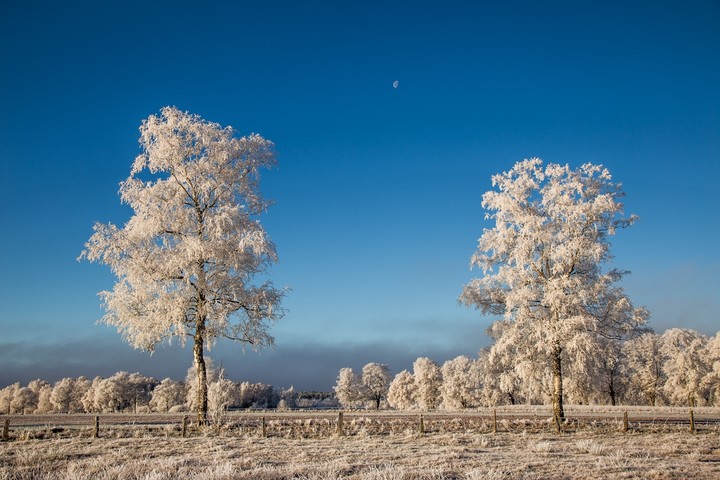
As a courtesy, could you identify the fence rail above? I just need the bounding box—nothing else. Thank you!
[2,409,719,441]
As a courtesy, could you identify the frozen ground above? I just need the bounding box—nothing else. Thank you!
[1,407,719,479]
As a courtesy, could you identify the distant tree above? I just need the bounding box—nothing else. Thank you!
[125,373,158,413]
[50,378,76,413]
[387,370,416,410]
[10,387,36,414]
[70,377,91,413]
[705,332,720,405]
[440,356,482,410]
[479,348,519,406]
[207,370,235,424]
[28,380,53,414]
[81,377,103,413]
[186,358,220,413]
[460,159,648,420]
[412,357,442,410]
[0,383,20,414]
[484,322,544,406]
[80,372,150,413]
[624,332,665,406]
[236,382,277,409]
[81,106,286,423]
[586,336,628,405]
[334,368,363,409]
[150,378,187,413]
[277,386,298,411]
[294,391,337,409]
[94,374,128,413]
[662,328,709,407]
[361,363,392,410]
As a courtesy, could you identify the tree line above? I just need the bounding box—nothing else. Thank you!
[0,359,335,419]
[335,328,720,411]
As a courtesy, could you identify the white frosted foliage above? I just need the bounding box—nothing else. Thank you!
[461,159,648,419]
[661,328,709,407]
[440,356,482,410]
[334,367,363,409]
[362,363,392,410]
[80,107,285,421]
[412,357,442,410]
[387,370,416,410]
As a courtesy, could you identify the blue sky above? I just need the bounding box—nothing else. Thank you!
[1,1,718,391]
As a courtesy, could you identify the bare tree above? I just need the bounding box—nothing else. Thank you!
[81,107,285,423]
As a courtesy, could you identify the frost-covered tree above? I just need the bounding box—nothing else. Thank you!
[362,363,392,410]
[485,322,549,406]
[50,378,76,413]
[186,358,220,413]
[72,377,91,412]
[277,386,298,410]
[79,372,149,413]
[93,373,129,413]
[81,377,103,413]
[334,368,363,409]
[0,383,20,414]
[149,378,187,412]
[81,107,285,423]
[413,357,442,410]
[11,387,37,414]
[387,370,416,410]
[236,382,277,409]
[584,336,628,405]
[440,356,482,410]
[28,380,53,414]
[207,370,235,424]
[705,332,720,405]
[624,332,665,406]
[460,159,648,420]
[662,328,709,407]
[481,349,520,406]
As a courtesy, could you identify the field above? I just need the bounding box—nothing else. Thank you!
[2,406,720,479]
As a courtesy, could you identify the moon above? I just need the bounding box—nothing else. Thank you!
[392,80,399,89]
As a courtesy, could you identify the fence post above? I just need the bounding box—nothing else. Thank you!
[2,418,9,441]
[492,409,498,434]
[182,416,188,438]
[418,415,425,435]
[623,411,628,433]
[93,416,99,438]
[336,411,344,436]
[689,409,696,434]
[261,417,267,438]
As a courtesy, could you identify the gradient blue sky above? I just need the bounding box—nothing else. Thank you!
[1,1,718,391]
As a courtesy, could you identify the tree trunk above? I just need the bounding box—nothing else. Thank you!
[608,376,616,406]
[551,345,565,422]
[194,322,208,424]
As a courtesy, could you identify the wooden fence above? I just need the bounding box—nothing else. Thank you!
[1,409,717,441]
